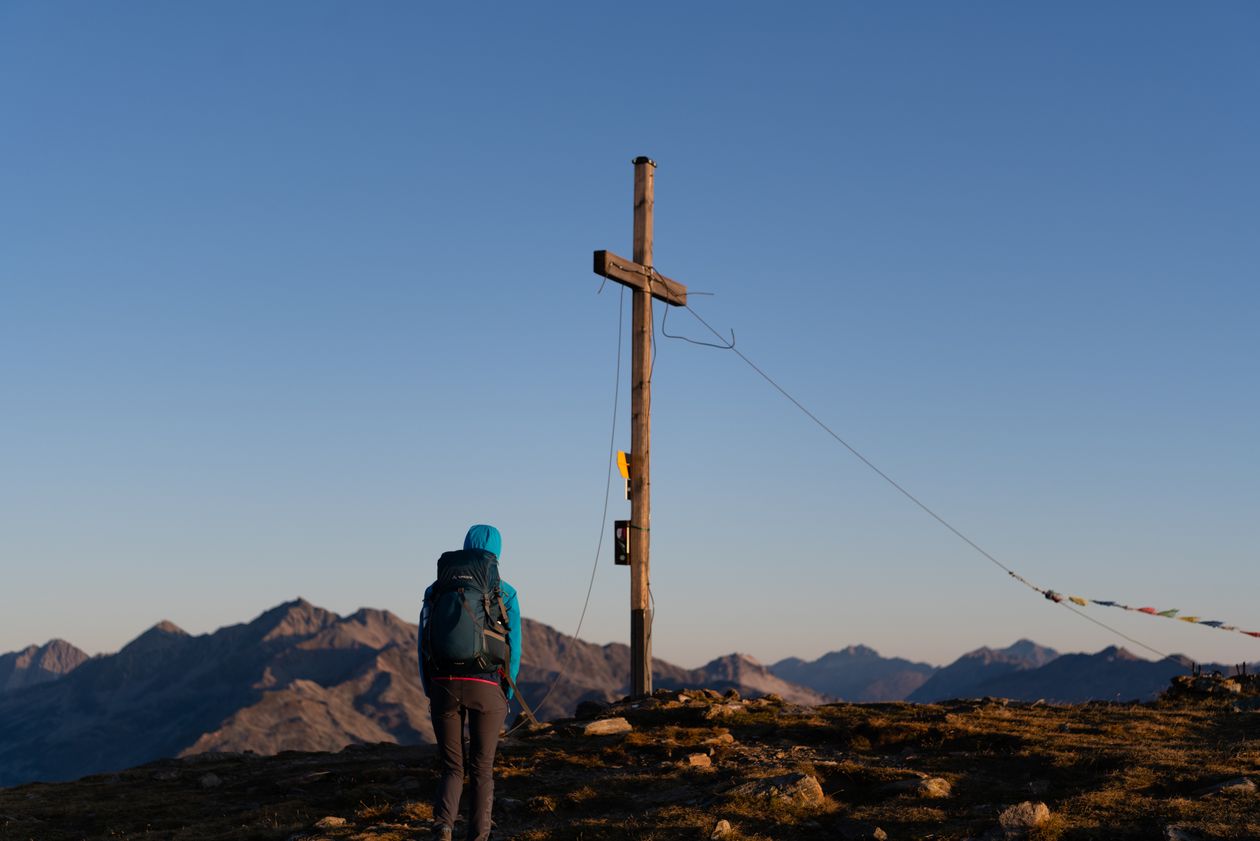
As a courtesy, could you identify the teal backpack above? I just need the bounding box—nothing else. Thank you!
[424,548,511,675]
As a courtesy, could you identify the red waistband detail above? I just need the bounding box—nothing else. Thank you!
[433,676,500,686]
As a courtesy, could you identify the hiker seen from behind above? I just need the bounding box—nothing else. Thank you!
[419,524,522,841]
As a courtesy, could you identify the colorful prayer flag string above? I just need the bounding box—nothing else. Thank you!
[1031,592,1260,640]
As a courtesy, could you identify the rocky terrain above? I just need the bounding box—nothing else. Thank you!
[0,600,826,787]
[2,674,1258,840]
[5,599,1253,791]
[0,640,87,693]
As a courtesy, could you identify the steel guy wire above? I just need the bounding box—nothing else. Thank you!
[671,300,1171,661]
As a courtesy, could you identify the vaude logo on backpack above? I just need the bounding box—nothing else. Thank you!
[424,549,510,675]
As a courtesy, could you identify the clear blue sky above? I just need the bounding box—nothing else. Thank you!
[3,2,1257,670]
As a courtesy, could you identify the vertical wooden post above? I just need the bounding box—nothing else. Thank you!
[630,156,654,697]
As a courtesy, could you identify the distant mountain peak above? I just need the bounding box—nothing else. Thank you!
[1001,639,1059,665]
[118,621,189,656]
[1098,646,1140,662]
[770,645,935,702]
[254,598,338,642]
[0,639,89,693]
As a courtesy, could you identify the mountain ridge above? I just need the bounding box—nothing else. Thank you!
[0,599,825,787]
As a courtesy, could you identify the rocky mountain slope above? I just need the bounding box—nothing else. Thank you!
[974,645,1201,703]
[907,639,1059,702]
[0,599,824,787]
[0,639,88,693]
[771,644,938,701]
[691,654,830,705]
[3,677,1258,840]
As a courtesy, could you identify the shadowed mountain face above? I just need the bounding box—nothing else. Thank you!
[0,640,88,693]
[770,645,938,701]
[692,654,831,705]
[0,600,823,787]
[973,646,1202,703]
[907,639,1060,702]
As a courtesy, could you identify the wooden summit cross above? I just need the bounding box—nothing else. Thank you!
[592,156,688,698]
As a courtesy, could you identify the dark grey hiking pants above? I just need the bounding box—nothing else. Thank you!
[430,678,508,841]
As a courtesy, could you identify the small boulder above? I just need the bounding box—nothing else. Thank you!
[198,772,222,789]
[704,732,736,746]
[313,816,348,829]
[1165,827,1203,841]
[836,818,889,841]
[723,688,741,701]
[702,703,745,720]
[883,776,952,799]
[997,801,1050,836]
[685,753,712,768]
[582,717,633,736]
[1193,776,1255,797]
[711,819,733,839]
[728,772,825,807]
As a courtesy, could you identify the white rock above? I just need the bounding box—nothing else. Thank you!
[582,717,633,736]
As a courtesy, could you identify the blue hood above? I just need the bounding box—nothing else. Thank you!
[463,524,502,558]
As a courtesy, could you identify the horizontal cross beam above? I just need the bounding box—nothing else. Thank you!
[592,250,687,306]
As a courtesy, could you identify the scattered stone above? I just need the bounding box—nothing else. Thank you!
[313,815,348,829]
[727,772,825,807]
[582,717,633,736]
[702,703,745,720]
[883,776,953,799]
[997,801,1050,836]
[711,818,732,839]
[1167,673,1252,699]
[574,699,609,720]
[704,732,736,746]
[198,772,222,789]
[701,689,724,701]
[151,769,179,782]
[762,693,783,704]
[1165,827,1203,841]
[723,688,741,701]
[1193,775,1256,797]
[836,818,888,841]
[685,753,712,768]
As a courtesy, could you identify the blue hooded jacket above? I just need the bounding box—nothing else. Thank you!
[419,524,522,699]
